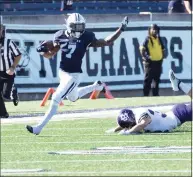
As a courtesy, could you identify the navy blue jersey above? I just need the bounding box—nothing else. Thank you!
[172,103,192,124]
[54,30,97,73]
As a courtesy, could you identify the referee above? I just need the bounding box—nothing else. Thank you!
[139,24,165,97]
[0,24,21,118]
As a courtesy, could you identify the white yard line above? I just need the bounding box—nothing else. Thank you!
[1,170,191,175]
[1,158,191,164]
[1,140,191,145]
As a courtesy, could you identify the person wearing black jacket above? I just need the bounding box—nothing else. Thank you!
[168,0,185,13]
[0,24,21,118]
[139,24,165,97]
[168,0,192,13]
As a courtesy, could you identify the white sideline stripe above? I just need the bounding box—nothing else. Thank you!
[1,170,191,175]
[1,140,191,145]
[1,110,120,124]
[1,105,175,124]
[1,158,191,164]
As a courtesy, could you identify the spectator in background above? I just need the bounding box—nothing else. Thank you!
[168,0,192,13]
[0,24,21,118]
[139,24,165,97]
[60,0,73,11]
[168,0,185,13]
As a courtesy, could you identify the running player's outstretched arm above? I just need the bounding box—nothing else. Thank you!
[89,16,129,47]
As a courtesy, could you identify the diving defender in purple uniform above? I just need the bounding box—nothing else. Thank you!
[106,69,192,134]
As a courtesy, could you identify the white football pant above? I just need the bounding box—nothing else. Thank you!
[52,69,81,103]
[34,69,103,134]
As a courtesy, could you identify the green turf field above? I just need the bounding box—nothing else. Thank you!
[1,96,192,176]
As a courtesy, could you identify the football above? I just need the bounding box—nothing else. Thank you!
[42,40,60,53]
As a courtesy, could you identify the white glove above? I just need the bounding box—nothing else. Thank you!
[121,16,129,31]
[105,128,115,134]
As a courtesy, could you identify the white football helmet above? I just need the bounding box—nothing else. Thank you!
[66,13,86,38]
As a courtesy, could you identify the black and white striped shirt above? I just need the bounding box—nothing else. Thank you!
[0,39,21,71]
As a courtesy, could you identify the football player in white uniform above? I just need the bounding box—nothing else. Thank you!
[106,69,192,135]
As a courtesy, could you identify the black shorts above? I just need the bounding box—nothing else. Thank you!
[168,1,185,13]
[0,71,15,99]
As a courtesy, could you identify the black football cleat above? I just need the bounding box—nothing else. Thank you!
[101,85,106,93]
[26,125,34,134]
[26,125,40,135]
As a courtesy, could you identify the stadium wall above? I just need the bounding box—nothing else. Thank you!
[1,14,192,100]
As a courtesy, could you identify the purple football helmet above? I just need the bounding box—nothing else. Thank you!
[117,108,136,128]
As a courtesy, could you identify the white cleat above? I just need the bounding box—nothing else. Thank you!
[169,69,180,91]
[93,80,106,92]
